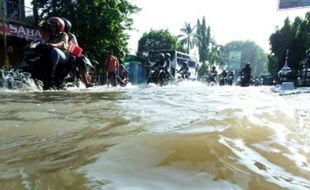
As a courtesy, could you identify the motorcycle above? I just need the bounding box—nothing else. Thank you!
[147,66,159,84]
[147,65,171,86]
[14,40,91,90]
[178,69,191,80]
[227,75,234,85]
[219,76,228,86]
[240,73,251,87]
[207,73,217,86]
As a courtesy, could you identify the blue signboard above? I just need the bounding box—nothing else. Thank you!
[228,51,242,71]
[279,0,310,9]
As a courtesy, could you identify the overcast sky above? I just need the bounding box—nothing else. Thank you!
[127,0,309,54]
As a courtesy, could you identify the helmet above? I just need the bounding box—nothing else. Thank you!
[246,62,250,67]
[47,17,65,32]
[61,17,72,32]
[158,53,164,60]
[165,53,170,59]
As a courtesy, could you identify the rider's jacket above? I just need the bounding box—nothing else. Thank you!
[241,67,251,76]
[46,32,69,51]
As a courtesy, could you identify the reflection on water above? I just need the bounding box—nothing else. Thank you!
[0,82,309,190]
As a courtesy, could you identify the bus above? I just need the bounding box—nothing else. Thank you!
[147,50,198,80]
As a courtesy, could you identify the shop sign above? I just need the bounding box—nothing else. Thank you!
[0,21,43,40]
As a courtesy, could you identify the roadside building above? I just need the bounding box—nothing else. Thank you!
[0,0,43,68]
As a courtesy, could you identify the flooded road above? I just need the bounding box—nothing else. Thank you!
[0,82,309,190]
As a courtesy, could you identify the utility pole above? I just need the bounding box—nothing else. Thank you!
[1,0,9,69]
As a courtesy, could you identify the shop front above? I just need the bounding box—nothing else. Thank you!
[0,20,43,68]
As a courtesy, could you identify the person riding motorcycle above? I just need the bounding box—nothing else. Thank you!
[219,69,228,85]
[208,66,218,83]
[228,71,234,85]
[240,62,252,86]
[164,53,174,78]
[178,61,189,79]
[240,62,252,79]
[45,17,70,84]
[116,63,129,86]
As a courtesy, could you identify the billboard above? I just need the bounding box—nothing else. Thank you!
[278,0,310,10]
[228,51,242,71]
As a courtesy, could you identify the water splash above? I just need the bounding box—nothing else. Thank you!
[0,69,42,91]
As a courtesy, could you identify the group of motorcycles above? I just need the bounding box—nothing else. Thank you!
[146,59,191,86]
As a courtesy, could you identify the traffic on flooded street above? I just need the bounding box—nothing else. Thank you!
[1,0,310,190]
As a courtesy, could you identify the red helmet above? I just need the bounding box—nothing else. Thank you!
[47,17,65,32]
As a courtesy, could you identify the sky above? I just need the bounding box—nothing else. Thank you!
[25,0,310,55]
[127,0,310,55]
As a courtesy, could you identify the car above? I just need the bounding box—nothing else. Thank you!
[259,74,274,85]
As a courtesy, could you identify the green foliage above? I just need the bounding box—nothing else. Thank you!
[32,0,139,75]
[197,63,208,79]
[178,22,196,54]
[137,29,179,57]
[269,12,310,77]
[224,41,267,75]
[196,17,210,65]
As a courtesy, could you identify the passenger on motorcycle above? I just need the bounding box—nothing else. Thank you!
[45,17,70,81]
[62,17,92,88]
[62,17,78,46]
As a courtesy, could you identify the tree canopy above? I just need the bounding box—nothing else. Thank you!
[269,12,310,77]
[224,41,267,75]
[137,29,179,57]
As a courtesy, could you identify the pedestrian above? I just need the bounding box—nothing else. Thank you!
[105,51,119,86]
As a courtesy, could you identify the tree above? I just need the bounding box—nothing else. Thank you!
[196,17,210,65]
[137,29,179,57]
[224,41,267,75]
[208,40,225,68]
[268,13,310,77]
[178,22,196,54]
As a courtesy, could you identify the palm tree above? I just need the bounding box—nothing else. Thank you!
[178,22,196,54]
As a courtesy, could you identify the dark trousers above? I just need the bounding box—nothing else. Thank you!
[107,72,117,86]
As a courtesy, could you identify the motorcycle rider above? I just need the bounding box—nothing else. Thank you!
[220,69,228,78]
[45,17,70,84]
[219,69,228,85]
[163,53,173,79]
[240,62,252,86]
[208,66,218,83]
[178,60,189,79]
[116,62,129,86]
[228,71,234,85]
[240,62,252,79]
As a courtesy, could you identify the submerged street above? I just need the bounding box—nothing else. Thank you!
[0,82,309,190]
